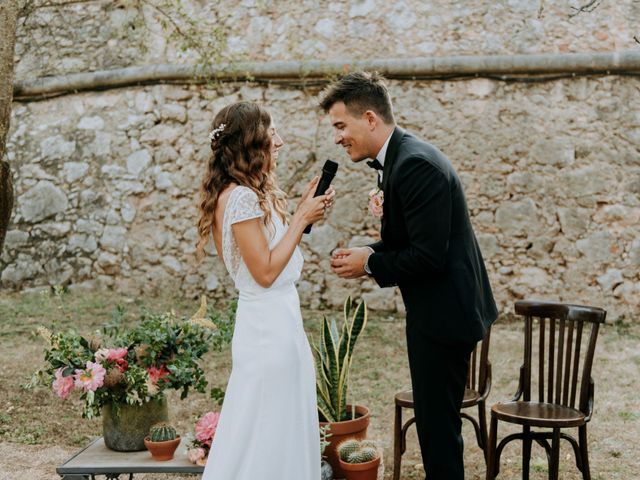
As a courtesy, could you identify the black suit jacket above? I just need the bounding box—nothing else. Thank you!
[368,127,498,345]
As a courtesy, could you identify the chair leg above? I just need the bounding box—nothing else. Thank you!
[486,413,498,480]
[579,425,591,480]
[549,428,561,480]
[393,404,402,480]
[478,400,489,465]
[522,425,532,480]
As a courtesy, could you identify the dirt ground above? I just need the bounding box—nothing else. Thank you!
[0,291,638,480]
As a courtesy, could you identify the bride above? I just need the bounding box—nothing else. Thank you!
[195,101,334,479]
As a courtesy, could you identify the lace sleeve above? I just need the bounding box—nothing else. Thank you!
[228,187,264,225]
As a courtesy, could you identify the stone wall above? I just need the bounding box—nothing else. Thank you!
[2,1,639,319]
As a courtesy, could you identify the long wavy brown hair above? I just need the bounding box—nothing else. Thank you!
[196,102,288,261]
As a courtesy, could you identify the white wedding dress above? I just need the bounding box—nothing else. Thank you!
[202,186,320,480]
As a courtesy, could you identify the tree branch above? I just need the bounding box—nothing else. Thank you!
[569,0,603,18]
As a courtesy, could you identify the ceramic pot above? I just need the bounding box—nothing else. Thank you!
[102,396,168,451]
[144,436,181,461]
[319,405,370,478]
[338,456,380,480]
[321,459,333,480]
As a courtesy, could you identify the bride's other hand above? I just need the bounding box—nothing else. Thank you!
[299,176,319,204]
[293,177,335,226]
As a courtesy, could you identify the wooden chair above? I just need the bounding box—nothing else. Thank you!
[486,300,606,480]
[393,326,492,480]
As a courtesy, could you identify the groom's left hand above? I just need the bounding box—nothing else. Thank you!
[330,247,369,279]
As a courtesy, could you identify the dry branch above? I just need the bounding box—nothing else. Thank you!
[12,51,640,99]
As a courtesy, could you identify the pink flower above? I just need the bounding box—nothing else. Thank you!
[187,447,207,465]
[114,358,128,373]
[368,188,384,218]
[148,365,170,384]
[106,348,128,361]
[52,368,74,399]
[195,412,220,446]
[95,347,128,363]
[74,361,106,392]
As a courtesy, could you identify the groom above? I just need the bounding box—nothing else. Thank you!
[321,72,498,480]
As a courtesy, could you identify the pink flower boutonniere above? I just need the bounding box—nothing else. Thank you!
[368,188,384,218]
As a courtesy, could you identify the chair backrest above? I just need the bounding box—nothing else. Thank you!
[514,300,606,416]
[466,325,492,397]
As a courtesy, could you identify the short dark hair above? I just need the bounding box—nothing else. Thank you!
[319,71,395,124]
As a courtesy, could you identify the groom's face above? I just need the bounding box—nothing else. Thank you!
[328,101,374,163]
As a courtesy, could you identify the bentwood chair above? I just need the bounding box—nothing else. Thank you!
[393,326,492,480]
[486,300,606,480]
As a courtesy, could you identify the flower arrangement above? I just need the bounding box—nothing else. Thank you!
[187,411,221,465]
[31,296,235,419]
[367,188,384,218]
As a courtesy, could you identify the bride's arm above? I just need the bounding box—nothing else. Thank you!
[233,179,334,288]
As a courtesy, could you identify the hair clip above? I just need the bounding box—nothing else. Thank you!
[209,123,226,141]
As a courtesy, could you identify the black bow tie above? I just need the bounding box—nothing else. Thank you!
[366,158,383,171]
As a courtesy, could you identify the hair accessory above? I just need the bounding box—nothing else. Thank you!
[208,123,226,141]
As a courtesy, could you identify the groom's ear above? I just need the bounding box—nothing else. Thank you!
[364,110,378,130]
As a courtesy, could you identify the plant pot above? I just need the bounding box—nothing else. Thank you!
[321,459,333,480]
[102,396,168,451]
[319,405,370,479]
[339,456,380,480]
[144,435,181,461]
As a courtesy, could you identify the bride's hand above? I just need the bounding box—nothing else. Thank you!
[299,176,319,204]
[294,178,335,226]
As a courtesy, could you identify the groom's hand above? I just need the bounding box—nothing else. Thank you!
[330,247,370,279]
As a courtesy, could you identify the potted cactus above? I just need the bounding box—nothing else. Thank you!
[337,439,381,480]
[144,423,181,461]
[314,297,370,478]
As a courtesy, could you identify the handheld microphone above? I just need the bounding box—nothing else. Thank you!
[303,160,338,234]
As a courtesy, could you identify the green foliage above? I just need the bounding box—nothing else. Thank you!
[319,424,332,459]
[30,295,235,419]
[149,423,177,442]
[313,297,368,423]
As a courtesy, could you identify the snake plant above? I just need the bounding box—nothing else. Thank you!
[314,297,368,423]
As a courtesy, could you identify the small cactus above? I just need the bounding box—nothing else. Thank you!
[337,439,360,461]
[338,439,379,464]
[149,423,177,442]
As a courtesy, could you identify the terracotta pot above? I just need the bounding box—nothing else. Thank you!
[102,396,169,451]
[319,405,370,478]
[144,435,181,461]
[339,456,380,480]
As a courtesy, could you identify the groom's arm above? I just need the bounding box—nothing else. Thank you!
[367,157,451,287]
[368,240,385,253]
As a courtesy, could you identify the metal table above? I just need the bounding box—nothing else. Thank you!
[56,437,204,479]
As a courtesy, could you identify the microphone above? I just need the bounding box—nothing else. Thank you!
[304,160,338,234]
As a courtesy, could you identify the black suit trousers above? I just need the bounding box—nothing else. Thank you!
[406,323,474,480]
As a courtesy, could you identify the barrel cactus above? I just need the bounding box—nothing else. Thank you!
[149,423,177,442]
[337,439,360,461]
[338,439,379,464]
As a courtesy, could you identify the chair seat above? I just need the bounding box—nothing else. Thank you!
[492,401,586,428]
[395,388,482,409]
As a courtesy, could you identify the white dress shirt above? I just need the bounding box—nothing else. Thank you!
[374,131,393,183]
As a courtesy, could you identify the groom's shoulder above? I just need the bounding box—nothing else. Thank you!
[397,130,448,164]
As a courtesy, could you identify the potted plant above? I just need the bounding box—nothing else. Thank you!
[337,439,381,480]
[30,295,234,451]
[144,423,181,461]
[314,296,370,478]
[320,424,333,480]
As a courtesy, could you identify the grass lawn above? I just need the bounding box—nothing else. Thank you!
[0,289,638,479]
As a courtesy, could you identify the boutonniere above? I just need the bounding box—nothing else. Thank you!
[368,188,384,218]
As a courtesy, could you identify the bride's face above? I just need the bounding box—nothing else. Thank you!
[267,119,284,172]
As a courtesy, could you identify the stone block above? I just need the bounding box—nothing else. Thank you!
[19,181,68,223]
